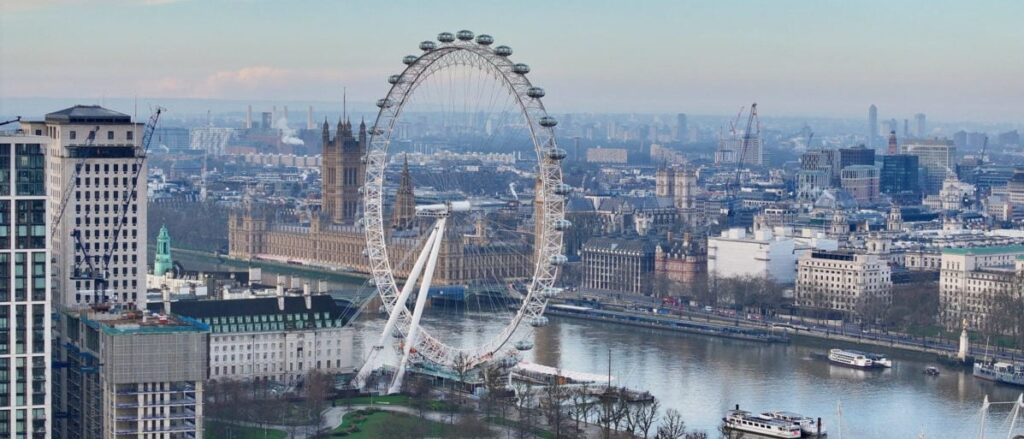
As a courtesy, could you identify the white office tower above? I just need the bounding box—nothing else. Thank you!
[0,132,52,438]
[21,106,147,309]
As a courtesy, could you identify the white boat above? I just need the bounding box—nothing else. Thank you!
[828,348,873,369]
[723,409,802,438]
[973,360,1024,387]
[761,411,827,436]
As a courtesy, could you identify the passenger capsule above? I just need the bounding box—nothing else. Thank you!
[539,116,558,128]
[419,41,437,51]
[548,254,568,266]
[494,45,513,57]
[515,340,534,350]
[402,55,418,65]
[529,316,549,327]
[376,99,392,108]
[553,219,572,231]
[475,34,494,45]
[362,248,370,257]
[438,32,455,43]
[360,155,367,164]
[512,63,530,74]
[527,87,545,98]
[371,128,384,136]
[456,30,474,41]
[388,75,401,84]
[367,278,376,286]
[553,183,572,196]
[539,287,562,298]
[545,148,567,160]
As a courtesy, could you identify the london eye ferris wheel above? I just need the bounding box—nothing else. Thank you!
[354,30,571,392]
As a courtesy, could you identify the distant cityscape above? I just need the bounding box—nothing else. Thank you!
[3,2,1024,438]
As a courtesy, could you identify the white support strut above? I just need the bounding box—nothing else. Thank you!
[389,217,447,394]
[352,225,442,389]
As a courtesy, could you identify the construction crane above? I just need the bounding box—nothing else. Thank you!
[0,116,21,127]
[50,126,101,239]
[980,135,989,165]
[734,102,759,189]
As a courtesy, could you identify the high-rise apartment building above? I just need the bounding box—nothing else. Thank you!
[22,106,147,308]
[54,308,208,439]
[868,104,878,148]
[0,133,51,439]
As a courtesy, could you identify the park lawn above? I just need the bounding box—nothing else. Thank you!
[484,416,555,439]
[204,421,286,439]
[331,410,450,438]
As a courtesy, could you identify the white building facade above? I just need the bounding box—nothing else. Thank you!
[939,245,1024,331]
[795,250,892,316]
[156,290,355,384]
[22,106,147,308]
[708,228,837,285]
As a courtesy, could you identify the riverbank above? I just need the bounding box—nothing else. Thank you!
[548,299,1024,365]
[158,246,369,286]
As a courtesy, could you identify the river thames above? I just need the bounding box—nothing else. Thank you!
[352,310,1023,438]
[173,253,1019,437]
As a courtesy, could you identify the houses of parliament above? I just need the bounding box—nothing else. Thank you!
[228,119,534,286]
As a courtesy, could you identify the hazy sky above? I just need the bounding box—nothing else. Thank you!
[2,0,1023,122]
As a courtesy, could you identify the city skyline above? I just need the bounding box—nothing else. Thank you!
[2,0,1023,122]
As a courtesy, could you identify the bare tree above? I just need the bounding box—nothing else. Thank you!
[567,385,595,435]
[303,370,334,434]
[656,408,687,439]
[541,378,570,438]
[635,399,660,439]
[512,381,536,439]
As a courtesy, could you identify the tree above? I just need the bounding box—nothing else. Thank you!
[884,280,939,331]
[512,381,536,439]
[303,370,334,435]
[567,385,595,435]
[634,399,660,439]
[656,408,687,439]
[541,378,570,438]
[989,272,1024,348]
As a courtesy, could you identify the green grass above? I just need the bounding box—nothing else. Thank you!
[334,395,455,411]
[330,409,450,438]
[204,421,286,439]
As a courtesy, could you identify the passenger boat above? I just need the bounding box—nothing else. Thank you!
[973,360,1024,387]
[862,351,892,368]
[924,366,940,376]
[827,349,873,369]
[723,409,802,438]
[760,411,827,436]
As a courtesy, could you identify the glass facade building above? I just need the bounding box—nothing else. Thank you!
[0,134,50,439]
[880,154,921,200]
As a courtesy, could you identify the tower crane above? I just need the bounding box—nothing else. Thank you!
[734,103,759,189]
[0,116,21,127]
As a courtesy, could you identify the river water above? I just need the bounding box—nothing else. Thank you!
[351,310,1023,439]
[172,252,1020,437]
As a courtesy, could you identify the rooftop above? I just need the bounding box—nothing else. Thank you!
[44,105,132,124]
[942,245,1024,256]
[80,309,209,335]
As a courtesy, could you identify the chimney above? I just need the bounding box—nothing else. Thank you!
[162,285,171,315]
[303,282,312,310]
[307,105,315,130]
[246,105,253,129]
[276,281,285,311]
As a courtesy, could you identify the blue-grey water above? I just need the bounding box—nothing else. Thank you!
[353,310,1023,439]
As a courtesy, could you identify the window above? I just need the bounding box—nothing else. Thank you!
[69,131,76,140]
[127,131,134,141]
[14,144,44,195]
[107,130,114,140]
